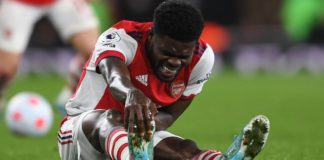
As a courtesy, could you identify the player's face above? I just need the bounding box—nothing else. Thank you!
[146,33,195,82]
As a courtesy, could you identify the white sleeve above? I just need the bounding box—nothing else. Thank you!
[182,44,214,97]
[91,27,138,67]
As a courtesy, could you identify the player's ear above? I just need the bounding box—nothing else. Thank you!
[149,27,154,36]
[147,28,154,43]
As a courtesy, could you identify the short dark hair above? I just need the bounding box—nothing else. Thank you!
[153,0,204,42]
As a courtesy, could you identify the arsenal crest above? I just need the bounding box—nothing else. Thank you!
[170,80,185,98]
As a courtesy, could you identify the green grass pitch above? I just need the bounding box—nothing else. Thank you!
[0,71,324,159]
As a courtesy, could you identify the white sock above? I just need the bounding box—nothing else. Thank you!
[105,128,130,160]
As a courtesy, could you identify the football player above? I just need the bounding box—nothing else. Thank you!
[58,0,270,159]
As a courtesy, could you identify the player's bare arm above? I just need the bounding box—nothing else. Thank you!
[98,57,157,140]
[155,99,193,131]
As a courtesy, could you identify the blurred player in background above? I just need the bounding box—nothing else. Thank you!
[0,0,100,113]
[58,0,270,159]
[55,0,114,116]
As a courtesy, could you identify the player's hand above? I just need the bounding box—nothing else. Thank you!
[124,88,157,142]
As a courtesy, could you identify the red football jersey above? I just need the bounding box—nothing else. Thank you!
[66,20,214,115]
[15,0,55,6]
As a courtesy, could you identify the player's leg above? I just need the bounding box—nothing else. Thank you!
[153,132,222,160]
[81,109,155,160]
[154,133,203,159]
[90,109,218,160]
[49,0,99,64]
[81,109,127,160]
[84,109,219,160]
[78,108,219,160]
[49,0,99,116]
[0,52,21,110]
[153,115,270,160]
[0,1,43,112]
[80,111,270,160]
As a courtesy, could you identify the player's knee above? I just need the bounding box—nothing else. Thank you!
[177,139,201,159]
[106,109,123,125]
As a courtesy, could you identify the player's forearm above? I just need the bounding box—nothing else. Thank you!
[154,110,177,131]
[98,57,135,102]
[109,76,134,102]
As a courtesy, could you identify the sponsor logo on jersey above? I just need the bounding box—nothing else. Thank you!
[135,74,148,86]
[170,80,185,98]
[196,72,211,84]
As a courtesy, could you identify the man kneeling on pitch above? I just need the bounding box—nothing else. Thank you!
[57,0,270,159]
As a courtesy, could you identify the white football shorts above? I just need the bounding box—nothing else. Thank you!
[0,0,98,53]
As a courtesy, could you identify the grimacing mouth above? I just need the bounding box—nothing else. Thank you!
[157,62,184,81]
[161,64,178,74]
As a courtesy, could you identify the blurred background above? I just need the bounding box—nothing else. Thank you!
[17,0,324,76]
[1,0,324,159]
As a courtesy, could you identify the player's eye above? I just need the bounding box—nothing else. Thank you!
[162,50,175,57]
